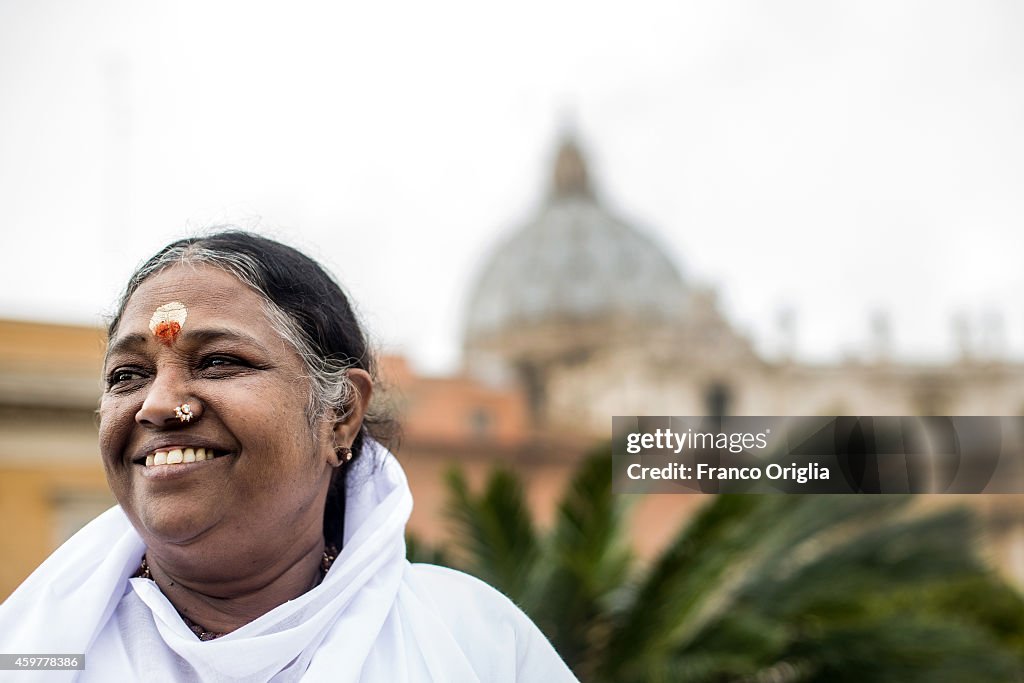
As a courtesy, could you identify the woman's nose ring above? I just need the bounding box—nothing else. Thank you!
[174,404,194,423]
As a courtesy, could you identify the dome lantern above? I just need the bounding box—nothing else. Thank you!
[551,137,593,199]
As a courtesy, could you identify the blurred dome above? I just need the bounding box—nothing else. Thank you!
[464,136,687,343]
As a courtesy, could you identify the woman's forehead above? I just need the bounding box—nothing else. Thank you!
[119,265,268,332]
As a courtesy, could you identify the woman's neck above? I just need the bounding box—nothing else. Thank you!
[143,535,329,636]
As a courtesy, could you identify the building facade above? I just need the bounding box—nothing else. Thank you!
[463,134,1024,582]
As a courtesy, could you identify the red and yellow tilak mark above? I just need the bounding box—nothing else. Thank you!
[149,302,187,345]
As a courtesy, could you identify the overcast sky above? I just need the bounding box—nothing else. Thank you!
[1,1,1022,374]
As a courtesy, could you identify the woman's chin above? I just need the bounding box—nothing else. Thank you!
[136,502,219,546]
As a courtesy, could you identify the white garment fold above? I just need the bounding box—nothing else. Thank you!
[0,443,578,682]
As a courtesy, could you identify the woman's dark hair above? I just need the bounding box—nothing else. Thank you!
[106,230,397,547]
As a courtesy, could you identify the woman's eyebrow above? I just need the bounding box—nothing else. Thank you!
[181,327,270,351]
[105,327,270,361]
[105,332,148,360]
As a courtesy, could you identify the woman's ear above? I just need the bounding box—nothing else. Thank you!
[329,369,373,464]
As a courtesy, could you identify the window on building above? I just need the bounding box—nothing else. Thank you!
[469,407,493,438]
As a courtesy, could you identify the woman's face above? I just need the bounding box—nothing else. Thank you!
[99,264,339,557]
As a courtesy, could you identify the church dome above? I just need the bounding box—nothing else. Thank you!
[464,136,687,343]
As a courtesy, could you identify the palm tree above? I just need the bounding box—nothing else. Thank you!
[410,444,1024,682]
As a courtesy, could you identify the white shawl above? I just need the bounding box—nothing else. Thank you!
[0,444,578,682]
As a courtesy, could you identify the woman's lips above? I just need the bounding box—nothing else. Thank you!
[136,448,234,480]
[146,446,216,466]
[143,447,222,467]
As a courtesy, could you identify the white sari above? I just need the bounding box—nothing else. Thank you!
[0,444,578,682]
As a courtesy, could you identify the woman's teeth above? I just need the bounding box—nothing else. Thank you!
[145,447,215,467]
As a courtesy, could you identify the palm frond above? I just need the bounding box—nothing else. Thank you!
[433,447,1024,681]
[443,465,540,599]
[528,445,634,675]
[603,495,795,676]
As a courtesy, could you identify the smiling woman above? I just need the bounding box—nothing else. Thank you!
[0,231,578,682]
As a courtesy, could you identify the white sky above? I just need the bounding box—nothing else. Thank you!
[1,1,1022,374]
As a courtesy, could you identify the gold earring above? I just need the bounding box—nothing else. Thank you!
[334,446,352,465]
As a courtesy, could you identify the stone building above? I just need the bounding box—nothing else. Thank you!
[463,134,1024,582]
[466,136,1024,428]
